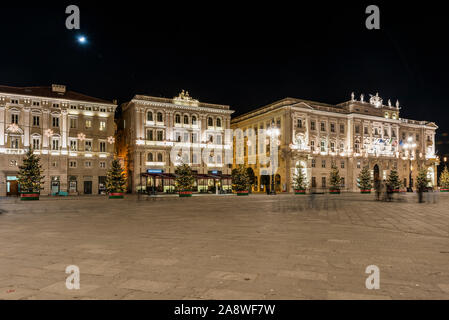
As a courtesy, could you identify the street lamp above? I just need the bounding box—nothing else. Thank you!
[267,121,280,195]
[403,136,417,192]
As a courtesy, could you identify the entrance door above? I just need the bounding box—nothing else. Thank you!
[84,181,92,194]
[7,180,19,196]
[373,164,380,181]
[51,181,60,194]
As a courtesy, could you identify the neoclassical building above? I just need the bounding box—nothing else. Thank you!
[118,91,234,193]
[231,93,439,192]
[0,84,117,196]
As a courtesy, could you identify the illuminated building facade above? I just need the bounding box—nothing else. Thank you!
[231,93,438,192]
[0,85,117,196]
[119,91,234,193]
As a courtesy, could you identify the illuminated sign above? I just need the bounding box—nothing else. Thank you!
[147,169,163,174]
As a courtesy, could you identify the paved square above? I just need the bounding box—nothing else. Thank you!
[0,193,448,300]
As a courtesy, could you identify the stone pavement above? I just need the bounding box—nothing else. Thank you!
[0,193,448,300]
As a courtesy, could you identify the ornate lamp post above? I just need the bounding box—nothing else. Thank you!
[267,121,280,195]
[403,136,417,192]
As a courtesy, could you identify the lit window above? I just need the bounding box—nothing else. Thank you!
[70,140,77,151]
[52,117,59,127]
[32,138,40,150]
[99,142,106,153]
[99,121,106,131]
[70,118,77,129]
[85,141,92,152]
[52,139,59,150]
[146,130,153,141]
[11,114,19,124]
[85,120,92,129]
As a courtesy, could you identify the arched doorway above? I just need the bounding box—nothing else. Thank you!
[275,174,281,192]
[373,164,380,181]
[427,167,434,187]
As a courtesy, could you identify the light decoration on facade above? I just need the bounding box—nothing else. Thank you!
[8,123,20,133]
[77,133,86,141]
[44,129,54,137]
[107,136,115,144]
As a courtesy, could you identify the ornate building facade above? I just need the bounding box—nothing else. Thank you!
[231,93,439,192]
[0,85,117,196]
[118,91,234,193]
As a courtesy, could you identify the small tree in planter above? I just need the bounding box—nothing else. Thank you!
[293,163,308,194]
[357,166,372,193]
[232,165,250,196]
[246,167,256,193]
[106,159,127,199]
[329,162,342,194]
[416,168,429,203]
[439,165,449,192]
[175,163,195,197]
[17,149,45,200]
[387,169,401,192]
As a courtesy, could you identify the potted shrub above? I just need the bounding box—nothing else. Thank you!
[175,163,195,197]
[329,162,341,194]
[439,165,449,192]
[106,159,127,199]
[357,166,372,194]
[232,165,250,196]
[18,149,44,201]
[293,163,307,194]
[387,169,401,193]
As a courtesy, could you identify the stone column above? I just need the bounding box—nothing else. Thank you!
[61,109,68,150]
[0,106,5,146]
[42,110,50,148]
[23,107,31,147]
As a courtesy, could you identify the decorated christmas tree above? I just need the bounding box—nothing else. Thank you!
[329,162,342,192]
[293,163,308,191]
[232,165,250,193]
[439,165,449,190]
[17,149,45,195]
[357,166,372,192]
[387,169,401,191]
[106,159,127,196]
[174,163,195,194]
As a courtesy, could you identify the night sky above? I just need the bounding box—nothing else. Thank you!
[1,2,448,155]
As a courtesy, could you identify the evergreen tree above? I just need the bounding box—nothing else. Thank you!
[329,162,342,190]
[293,163,308,190]
[415,168,429,192]
[387,169,401,190]
[246,167,256,190]
[439,165,449,189]
[174,163,195,191]
[17,149,45,193]
[232,165,250,192]
[357,166,372,191]
[106,159,127,193]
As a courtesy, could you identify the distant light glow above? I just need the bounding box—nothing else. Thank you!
[77,36,87,44]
